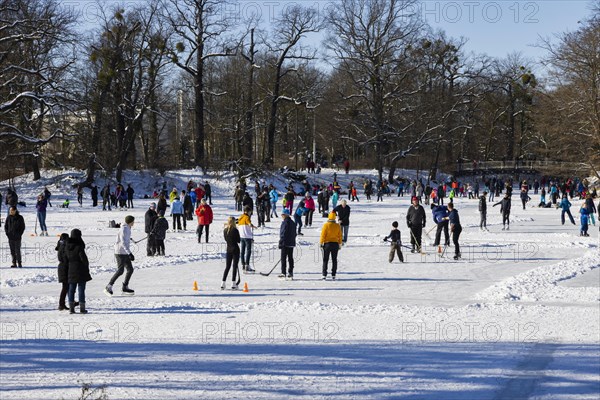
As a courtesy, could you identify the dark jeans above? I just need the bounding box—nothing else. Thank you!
[305,209,314,226]
[452,226,462,256]
[59,281,68,307]
[502,212,510,227]
[222,249,240,281]
[322,242,339,276]
[8,239,22,265]
[434,221,449,246]
[110,255,134,286]
[241,238,253,266]
[172,214,183,230]
[37,211,47,232]
[480,212,487,228]
[128,198,134,208]
[281,247,294,276]
[341,225,349,243]
[561,209,575,225]
[155,239,165,255]
[68,282,86,305]
[197,225,210,243]
[294,214,303,233]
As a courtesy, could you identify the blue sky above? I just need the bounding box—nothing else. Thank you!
[71,0,593,63]
[423,0,593,60]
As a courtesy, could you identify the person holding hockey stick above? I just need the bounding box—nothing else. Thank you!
[278,209,297,280]
[320,211,343,280]
[383,221,404,263]
[105,215,136,296]
[444,203,462,260]
[493,193,512,230]
[430,203,450,248]
[406,196,426,253]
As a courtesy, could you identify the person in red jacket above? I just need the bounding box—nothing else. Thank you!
[194,185,205,208]
[195,199,213,243]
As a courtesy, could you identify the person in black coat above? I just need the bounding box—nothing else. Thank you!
[56,233,71,310]
[152,210,169,255]
[333,199,351,244]
[493,194,512,230]
[479,192,488,230]
[4,207,25,268]
[145,203,158,256]
[126,184,135,208]
[445,202,463,260]
[279,209,297,279]
[204,182,212,205]
[91,184,98,207]
[156,193,167,215]
[65,229,92,314]
[222,217,241,290]
[182,190,194,221]
[406,196,426,252]
[242,192,254,213]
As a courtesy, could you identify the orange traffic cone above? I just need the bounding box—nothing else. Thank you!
[193,280,198,291]
[438,245,442,254]
[243,282,249,293]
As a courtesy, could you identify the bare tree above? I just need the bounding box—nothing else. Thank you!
[262,4,321,166]
[164,0,236,171]
[538,9,600,175]
[325,0,429,180]
[0,0,77,179]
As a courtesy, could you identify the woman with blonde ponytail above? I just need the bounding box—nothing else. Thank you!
[222,217,241,290]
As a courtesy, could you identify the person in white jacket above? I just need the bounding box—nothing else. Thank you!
[105,215,136,296]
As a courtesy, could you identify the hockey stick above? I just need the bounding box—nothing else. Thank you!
[132,236,148,244]
[260,259,281,277]
[409,228,426,255]
[424,224,436,240]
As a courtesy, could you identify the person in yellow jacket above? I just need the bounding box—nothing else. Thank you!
[237,206,256,273]
[320,212,342,280]
[169,188,178,204]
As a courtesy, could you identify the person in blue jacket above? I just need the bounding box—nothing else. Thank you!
[579,203,590,236]
[269,185,279,218]
[431,203,450,247]
[170,197,185,231]
[559,195,576,225]
[294,200,306,235]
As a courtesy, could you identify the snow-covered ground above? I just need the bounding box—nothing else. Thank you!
[1,169,599,399]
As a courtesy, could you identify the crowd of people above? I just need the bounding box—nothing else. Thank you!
[2,170,599,314]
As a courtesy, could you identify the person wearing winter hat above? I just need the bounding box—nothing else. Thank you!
[320,212,342,280]
[105,216,136,296]
[406,196,426,253]
[152,209,169,255]
[145,203,158,256]
[65,229,92,313]
[278,208,297,279]
[333,199,351,244]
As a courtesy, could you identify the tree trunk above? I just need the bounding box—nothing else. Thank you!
[243,29,255,167]
[31,155,41,181]
[265,65,282,166]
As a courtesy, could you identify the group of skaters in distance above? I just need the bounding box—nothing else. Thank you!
[2,172,599,314]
